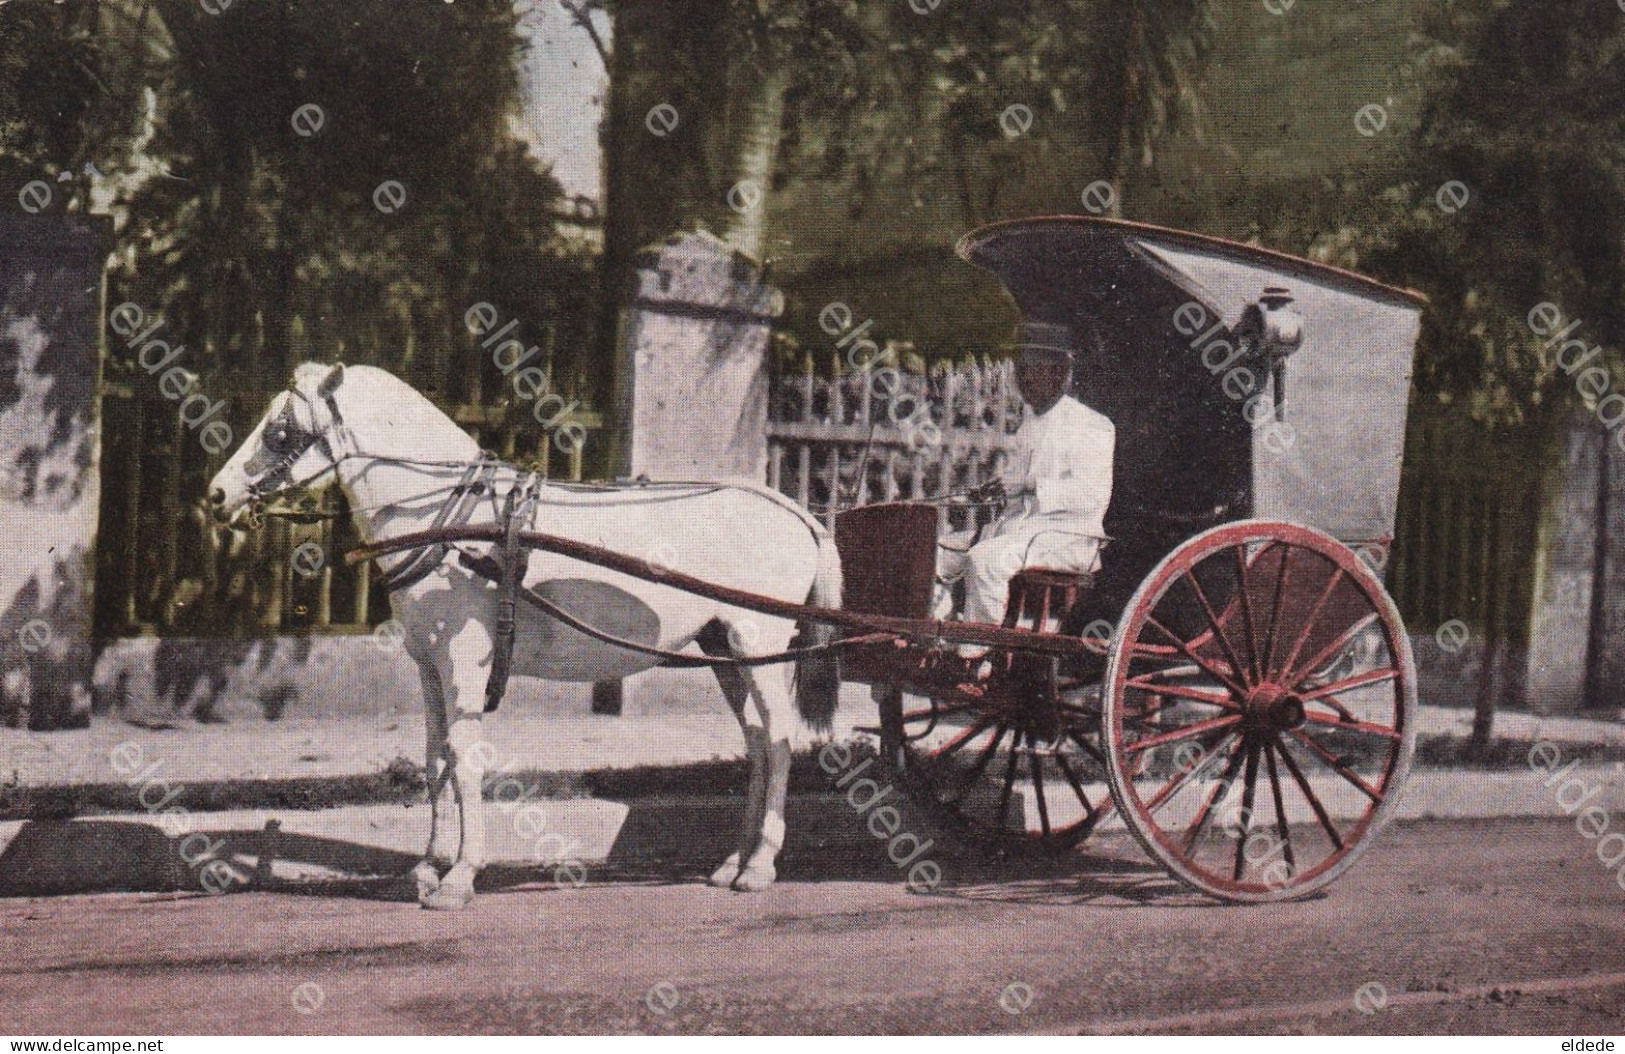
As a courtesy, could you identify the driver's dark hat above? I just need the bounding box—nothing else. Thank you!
[1008,321,1077,357]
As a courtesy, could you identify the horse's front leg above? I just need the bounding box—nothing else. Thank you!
[421,619,494,911]
[412,657,451,904]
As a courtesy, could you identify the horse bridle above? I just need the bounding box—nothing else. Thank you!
[246,387,349,508]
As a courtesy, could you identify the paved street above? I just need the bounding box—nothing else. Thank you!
[2,818,1622,1035]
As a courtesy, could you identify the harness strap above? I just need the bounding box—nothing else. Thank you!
[484,474,538,712]
[375,460,497,592]
[455,551,894,668]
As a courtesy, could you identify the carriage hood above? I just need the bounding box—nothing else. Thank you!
[956,216,1425,547]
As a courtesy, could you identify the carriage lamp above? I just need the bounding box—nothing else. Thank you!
[1237,286,1304,422]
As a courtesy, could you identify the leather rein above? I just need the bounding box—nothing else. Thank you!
[239,389,889,702]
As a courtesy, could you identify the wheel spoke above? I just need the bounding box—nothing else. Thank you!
[1145,615,1247,696]
[1286,613,1380,691]
[1125,643,1189,666]
[1275,567,1344,681]
[1125,676,1240,710]
[947,723,1008,806]
[1273,735,1345,850]
[1264,742,1296,872]
[1234,546,1263,684]
[1299,666,1401,701]
[1262,544,1293,680]
[995,730,1023,831]
[931,713,997,762]
[1288,727,1384,802]
[901,701,983,724]
[1068,729,1108,767]
[1303,711,1402,741]
[1030,749,1052,839]
[1233,740,1262,881]
[1119,695,1165,737]
[1183,738,1249,852]
[1306,691,1360,723]
[1052,748,1099,824]
[1180,570,1254,690]
[1127,658,1204,680]
[1126,713,1240,754]
[1145,732,1238,815]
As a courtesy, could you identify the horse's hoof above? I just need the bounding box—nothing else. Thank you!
[421,881,474,911]
[707,854,742,889]
[412,861,441,903]
[421,864,475,910]
[732,864,776,892]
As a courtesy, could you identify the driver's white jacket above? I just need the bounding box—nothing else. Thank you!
[937,395,1115,626]
[993,394,1115,541]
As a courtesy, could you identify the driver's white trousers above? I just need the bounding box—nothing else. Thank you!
[934,520,1103,627]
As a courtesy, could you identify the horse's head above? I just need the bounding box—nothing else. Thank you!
[208,362,348,526]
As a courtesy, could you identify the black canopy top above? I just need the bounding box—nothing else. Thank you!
[957,216,1424,545]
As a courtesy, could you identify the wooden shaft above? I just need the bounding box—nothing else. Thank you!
[346,526,1105,660]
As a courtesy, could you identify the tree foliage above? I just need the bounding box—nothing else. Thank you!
[3,0,591,412]
[1333,1,1625,426]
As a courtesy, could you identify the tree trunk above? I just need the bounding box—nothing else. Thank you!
[720,64,790,261]
[1466,497,1504,759]
[1106,6,1145,220]
[1584,419,1612,708]
[591,5,634,478]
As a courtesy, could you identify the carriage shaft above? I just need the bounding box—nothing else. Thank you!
[346,526,1105,660]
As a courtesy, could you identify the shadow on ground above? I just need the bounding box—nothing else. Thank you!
[0,798,1202,908]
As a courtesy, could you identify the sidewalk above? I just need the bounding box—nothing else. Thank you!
[7,687,1623,793]
[3,760,1621,896]
[6,681,1625,897]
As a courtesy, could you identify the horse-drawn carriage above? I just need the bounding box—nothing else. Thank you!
[837,217,1424,902]
[217,215,1424,908]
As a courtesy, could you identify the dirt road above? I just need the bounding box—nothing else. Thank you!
[2,818,1622,1035]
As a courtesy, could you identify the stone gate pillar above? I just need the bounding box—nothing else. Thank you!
[610,229,783,480]
[0,213,110,729]
[596,230,782,715]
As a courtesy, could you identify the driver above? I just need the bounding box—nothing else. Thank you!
[935,321,1115,634]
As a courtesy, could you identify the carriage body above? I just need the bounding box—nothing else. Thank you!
[836,217,1426,902]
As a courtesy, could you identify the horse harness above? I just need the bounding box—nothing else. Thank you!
[248,387,886,713]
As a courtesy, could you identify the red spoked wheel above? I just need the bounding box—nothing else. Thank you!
[893,672,1115,853]
[1102,521,1416,902]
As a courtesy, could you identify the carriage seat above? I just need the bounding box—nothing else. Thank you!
[1002,566,1093,635]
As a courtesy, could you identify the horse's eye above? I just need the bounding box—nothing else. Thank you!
[265,421,297,453]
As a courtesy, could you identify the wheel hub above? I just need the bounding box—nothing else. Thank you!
[1241,682,1306,732]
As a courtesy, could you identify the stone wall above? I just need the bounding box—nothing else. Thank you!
[0,214,109,729]
[1522,412,1624,714]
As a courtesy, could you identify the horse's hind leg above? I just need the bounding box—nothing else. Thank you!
[732,623,799,893]
[698,622,765,889]
[412,658,451,903]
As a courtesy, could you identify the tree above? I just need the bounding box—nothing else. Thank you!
[592,0,1217,397]
[1324,1,1625,753]
[922,0,1214,223]
[0,0,593,633]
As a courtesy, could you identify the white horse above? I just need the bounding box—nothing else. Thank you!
[208,363,842,909]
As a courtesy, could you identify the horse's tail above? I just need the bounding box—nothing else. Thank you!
[792,527,844,733]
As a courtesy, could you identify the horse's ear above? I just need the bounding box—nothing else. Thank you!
[317,362,345,399]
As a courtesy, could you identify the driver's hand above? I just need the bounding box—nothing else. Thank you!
[970,479,1006,504]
